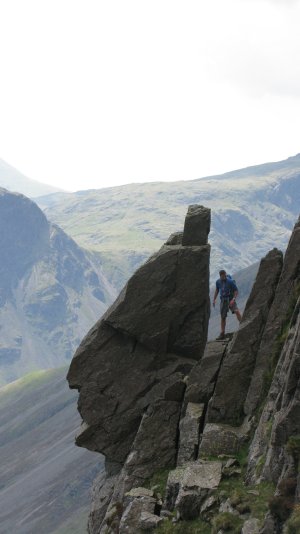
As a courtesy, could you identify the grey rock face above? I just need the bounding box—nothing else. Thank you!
[198,422,249,457]
[104,243,210,357]
[241,518,260,534]
[245,218,300,416]
[182,204,211,246]
[200,494,219,518]
[165,466,186,511]
[122,400,182,490]
[174,461,222,520]
[207,248,283,424]
[247,296,300,486]
[181,461,223,489]
[67,206,211,466]
[165,231,183,245]
[67,205,211,533]
[177,402,205,465]
[184,339,228,405]
[88,474,118,534]
[119,496,156,534]
[165,460,222,518]
[245,219,300,495]
[139,511,164,530]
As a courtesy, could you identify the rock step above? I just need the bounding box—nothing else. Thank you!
[165,460,223,520]
[177,402,205,466]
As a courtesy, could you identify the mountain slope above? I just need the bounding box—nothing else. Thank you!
[0,367,104,534]
[37,153,300,289]
[0,188,116,384]
[0,158,62,197]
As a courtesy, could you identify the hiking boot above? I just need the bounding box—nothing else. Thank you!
[216,332,225,340]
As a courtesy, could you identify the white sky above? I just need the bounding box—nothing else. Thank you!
[0,0,300,191]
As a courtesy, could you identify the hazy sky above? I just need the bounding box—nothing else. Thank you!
[0,0,300,191]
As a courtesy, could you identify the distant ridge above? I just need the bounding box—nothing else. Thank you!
[36,152,300,289]
[0,158,63,197]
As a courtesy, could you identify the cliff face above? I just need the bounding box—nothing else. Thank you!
[67,207,300,534]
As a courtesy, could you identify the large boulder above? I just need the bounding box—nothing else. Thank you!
[67,205,211,532]
[165,460,222,519]
[174,461,222,520]
[198,421,250,457]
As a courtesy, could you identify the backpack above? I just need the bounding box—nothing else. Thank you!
[217,274,237,300]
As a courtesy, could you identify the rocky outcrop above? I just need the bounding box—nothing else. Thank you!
[182,204,211,246]
[68,208,300,534]
[207,248,283,424]
[184,338,228,405]
[245,217,300,415]
[247,296,300,486]
[67,205,211,532]
[177,402,205,465]
[167,460,222,520]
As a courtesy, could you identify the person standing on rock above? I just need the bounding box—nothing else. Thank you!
[213,269,242,339]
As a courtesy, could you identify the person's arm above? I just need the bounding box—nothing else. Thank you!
[230,282,238,305]
[213,286,219,307]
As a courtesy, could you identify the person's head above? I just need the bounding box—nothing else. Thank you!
[219,269,227,280]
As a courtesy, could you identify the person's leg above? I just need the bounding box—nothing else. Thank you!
[218,299,228,338]
[221,317,226,334]
[230,301,242,324]
[235,309,242,322]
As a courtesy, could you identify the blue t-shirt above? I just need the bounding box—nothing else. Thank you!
[216,277,238,300]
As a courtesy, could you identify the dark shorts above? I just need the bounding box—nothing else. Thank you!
[220,298,238,319]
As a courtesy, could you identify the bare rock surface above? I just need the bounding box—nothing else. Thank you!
[207,248,283,424]
[177,402,205,465]
[245,217,300,415]
[122,400,182,490]
[119,496,156,534]
[67,207,300,534]
[67,206,211,467]
[247,296,300,485]
[199,423,245,457]
[165,460,222,518]
[184,339,228,405]
[67,205,211,533]
[139,511,164,530]
[182,204,211,246]
[241,518,260,534]
[88,473,118,534]
[174,461,222,520]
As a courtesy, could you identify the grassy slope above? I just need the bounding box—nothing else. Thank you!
[0,368,103,534]
[37,154,300,289]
